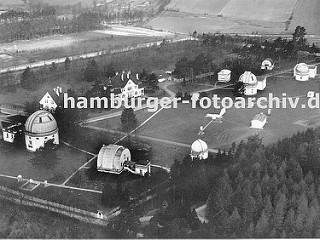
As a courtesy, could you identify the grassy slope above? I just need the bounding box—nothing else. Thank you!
[289,0,320,34]
[40,0,93,7]
[219,0,298,22]
[166,0,230,15]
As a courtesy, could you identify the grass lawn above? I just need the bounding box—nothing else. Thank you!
[0,141,90,184]
[87,73,320,167]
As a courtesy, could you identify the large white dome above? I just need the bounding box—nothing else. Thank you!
[295,63,309,75]
[25,110,58,136]
[239,71,257,85]
[191,139,208,154]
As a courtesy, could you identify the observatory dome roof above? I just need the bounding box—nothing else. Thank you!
[191,139,208,154]
[25,110,58,135]
[295,63,309,75]
[239,71,257,85]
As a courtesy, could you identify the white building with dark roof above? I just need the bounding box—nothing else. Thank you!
[24,110,59,152]
[39,86,63,112]
[2,123,23,143]
[251,113,267,129]
[108,71,144,99]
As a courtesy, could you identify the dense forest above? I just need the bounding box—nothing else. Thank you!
[146,128,320,238]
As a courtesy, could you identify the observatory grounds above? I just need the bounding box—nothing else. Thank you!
[89,72,320,167]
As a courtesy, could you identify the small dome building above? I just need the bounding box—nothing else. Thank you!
[190,139,208,160]
[24,110,59,152]
[239,71,258,96]
[294,63,309,81]
[261,58,274,70]
[97,144,131,174]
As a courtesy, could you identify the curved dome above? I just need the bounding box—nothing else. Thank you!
[262,58,274,65]
[25,110,58,135]
[295,63,309,75]
[97,144,131,173]
[239,71,257,85]
[191,139,208,154]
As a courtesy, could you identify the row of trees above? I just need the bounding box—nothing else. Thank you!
[0,11,102,43]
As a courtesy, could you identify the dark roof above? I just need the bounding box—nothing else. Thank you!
[109,72,140,89]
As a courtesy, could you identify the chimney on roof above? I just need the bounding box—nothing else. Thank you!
[127,71,131,79]
[54,87,59,97]
[121,72,124,81]
[116,72,119,76]
[136,73,139,80]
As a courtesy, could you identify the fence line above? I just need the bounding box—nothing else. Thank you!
[0,185,120,226]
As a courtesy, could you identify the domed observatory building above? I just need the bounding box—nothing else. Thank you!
[24,110,59,152]
[97,144,131,174]
[261,58,274,70]
[190,139,208,160]
[294,63,310,81]
[239,71,258,96]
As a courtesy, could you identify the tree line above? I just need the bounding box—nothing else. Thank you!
[147,127,320,238]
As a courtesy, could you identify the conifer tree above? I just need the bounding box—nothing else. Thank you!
[255,210,269,237]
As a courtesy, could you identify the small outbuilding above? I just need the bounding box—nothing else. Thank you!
[97,144,131,174]
[124,160,151,177]
[190,139,208,160]
[309,65,317,78]
[218,69,231,83]
[307,91,315,98]
[2,123,23,143]
[257,76,267,91]
[261,58,274,70]
[251,113,267,129]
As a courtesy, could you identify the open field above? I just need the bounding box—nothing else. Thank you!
[147,0,320,36]
[40,0,94,7]
[0,25,176,69]
[147,12,286,35]
[289,0,320,35]
[166,0,229,15]
[219,0,298,22]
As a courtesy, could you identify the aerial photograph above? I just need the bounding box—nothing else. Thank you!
[0,0,319,238]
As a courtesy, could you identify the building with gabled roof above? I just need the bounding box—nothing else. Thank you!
[251,113,267,129]
[107,71,144,99]
[39,86,63,112]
